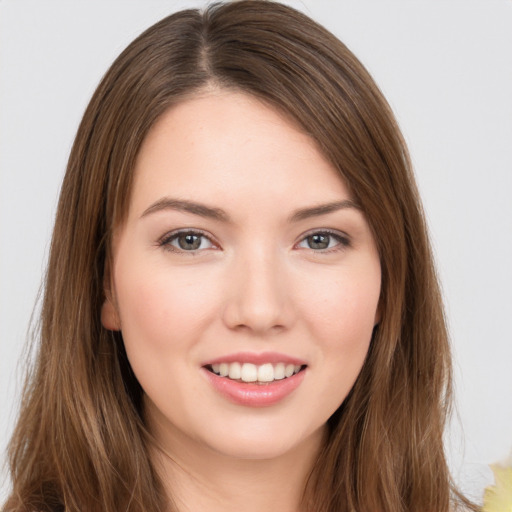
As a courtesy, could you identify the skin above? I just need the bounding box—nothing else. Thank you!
[102,89,381,512]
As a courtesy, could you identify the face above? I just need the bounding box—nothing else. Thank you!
[102,90,381,462]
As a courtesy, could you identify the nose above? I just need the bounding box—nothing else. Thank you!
[222,248,294,336]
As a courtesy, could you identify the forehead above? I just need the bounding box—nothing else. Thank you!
[129,90,352,221]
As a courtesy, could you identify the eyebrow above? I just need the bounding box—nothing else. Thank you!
[289,199,360,222]
[140,197,361,223]
[141,197,229,222]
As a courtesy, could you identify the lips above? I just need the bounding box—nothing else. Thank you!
[201,352,307,407]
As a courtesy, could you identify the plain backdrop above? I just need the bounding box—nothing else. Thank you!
[1,0,511,504]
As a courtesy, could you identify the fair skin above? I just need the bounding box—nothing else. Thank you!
[102,89,381,512]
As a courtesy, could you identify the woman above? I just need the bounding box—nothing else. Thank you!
[3,2,479,511]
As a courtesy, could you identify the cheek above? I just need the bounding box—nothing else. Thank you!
[302,263,380,363]
[309,273,379,331]
[113,258,221,357]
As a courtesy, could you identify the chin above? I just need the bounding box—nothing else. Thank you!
[199,419,326,462]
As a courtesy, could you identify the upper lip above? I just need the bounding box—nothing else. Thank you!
[202,351,307,367]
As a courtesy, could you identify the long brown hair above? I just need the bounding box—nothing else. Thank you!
[3,2,478,511]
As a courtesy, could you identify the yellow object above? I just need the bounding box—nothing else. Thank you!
[483,464,512,512]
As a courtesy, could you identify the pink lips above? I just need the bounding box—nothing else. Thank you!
[201,352,307,407]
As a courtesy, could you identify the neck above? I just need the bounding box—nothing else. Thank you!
[148,416,325,512]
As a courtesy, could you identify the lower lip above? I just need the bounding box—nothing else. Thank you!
[202,367,306,407]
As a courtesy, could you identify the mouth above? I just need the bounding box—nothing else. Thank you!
[201,352,308,406]
[205,362,307,384]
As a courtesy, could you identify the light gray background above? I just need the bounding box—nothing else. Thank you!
[1,0,511,503]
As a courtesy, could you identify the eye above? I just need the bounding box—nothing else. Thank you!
[159,230,216,253]
[297,230,350,252]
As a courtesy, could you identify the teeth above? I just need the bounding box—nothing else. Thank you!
[228,362,241,380]
[257,363,274,382]
[274,362,285,380]
[219,363,229,377]
[241,363,258,382]
[284,364,295,378]
[209,361,303,383]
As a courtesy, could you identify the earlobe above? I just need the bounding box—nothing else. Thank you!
[101,297,121,331]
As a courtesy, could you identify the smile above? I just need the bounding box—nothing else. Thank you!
[201,352,308,406]
[207,362,304,384]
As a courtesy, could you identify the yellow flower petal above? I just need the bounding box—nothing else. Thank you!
[483,464,512,512]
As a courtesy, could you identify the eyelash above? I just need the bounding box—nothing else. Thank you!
[157,228,351,255]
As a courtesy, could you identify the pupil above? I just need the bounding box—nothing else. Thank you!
[309,234,329,249]
[179,234,201,250]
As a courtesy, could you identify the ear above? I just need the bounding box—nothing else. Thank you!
[101,261,121,331]
[101,296,121,331]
